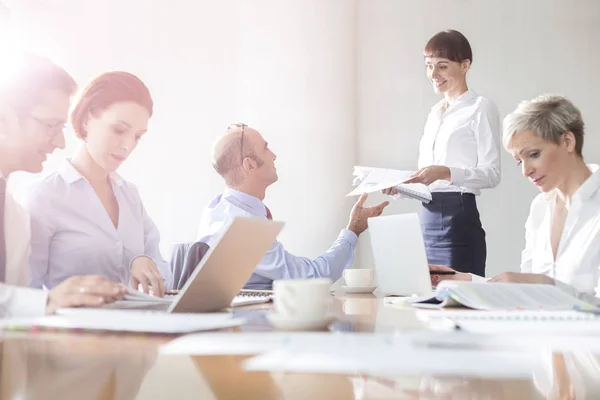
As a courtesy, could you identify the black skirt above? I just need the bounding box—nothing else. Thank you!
[420,192,486,276]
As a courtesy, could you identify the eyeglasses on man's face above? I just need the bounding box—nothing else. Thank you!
[29,114,67,137]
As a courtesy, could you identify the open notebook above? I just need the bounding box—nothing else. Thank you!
[348,166,432,203]
[123,288,273,308]
[408,281,597,311]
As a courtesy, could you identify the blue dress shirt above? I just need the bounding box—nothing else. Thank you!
[20,160,172,290]
[196,188,357,289]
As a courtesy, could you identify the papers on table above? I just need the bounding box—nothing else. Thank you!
[416,309,600,335]
[160,332,350,355]
[124,288,174,303]
[416,309,598,321]
[0,312,244,334]
[244,345,536,379]
[408,281,597,311]
[160,325,600,378]
[161,332,540,378]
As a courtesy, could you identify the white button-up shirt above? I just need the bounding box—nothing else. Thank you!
[19,160,172,290]
[0,179,48,317]
[418,90,502,194]
[521,165,600,304]
[196,188,357,289]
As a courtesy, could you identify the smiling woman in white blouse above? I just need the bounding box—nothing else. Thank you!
[21,72,171,296]
[385,30,501,276]
[431,95,600,305]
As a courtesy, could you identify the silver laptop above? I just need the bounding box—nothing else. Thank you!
[367,213,432,296]
[59,217,284,314]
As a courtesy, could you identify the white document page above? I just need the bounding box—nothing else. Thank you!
[160,332,394,356]
[416,309,598,321]
[347,167,414,196]
[0,312,244,334]
[452,320,600,335]
[243,341,538,379]
[124,288,174,303]
[347,166,432,203]
[412,282,596,311]
[416,309,600,335]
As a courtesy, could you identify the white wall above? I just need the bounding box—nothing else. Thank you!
[233,0,357,255]
[356,0,600,276]
[4,0,600,277]
[6,0,358,262]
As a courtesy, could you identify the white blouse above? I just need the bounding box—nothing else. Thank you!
[20,160,172,290]
[521,165,600,304]
[418,89,502,195]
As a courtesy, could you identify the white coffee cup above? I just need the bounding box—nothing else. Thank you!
[343,268,374,287]
[273,278,332,320]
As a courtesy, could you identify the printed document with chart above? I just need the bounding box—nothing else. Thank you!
[347,166,432,203]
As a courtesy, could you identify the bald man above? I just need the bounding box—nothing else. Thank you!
[196,123,388,290]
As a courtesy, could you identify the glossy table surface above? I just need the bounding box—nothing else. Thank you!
[1,292,595,399]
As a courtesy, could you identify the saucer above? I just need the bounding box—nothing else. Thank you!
[341,285,377,294]
[266,312,335,331]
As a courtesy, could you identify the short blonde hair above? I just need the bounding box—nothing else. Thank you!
[503,94,585,156]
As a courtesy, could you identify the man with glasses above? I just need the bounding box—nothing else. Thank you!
[196,124,389,289]
[0,52,126,317]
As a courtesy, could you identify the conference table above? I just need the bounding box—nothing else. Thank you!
[0,291,594,399]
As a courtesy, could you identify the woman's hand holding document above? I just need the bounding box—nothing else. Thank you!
[348,166,433,203]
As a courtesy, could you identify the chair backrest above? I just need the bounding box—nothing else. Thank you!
[169,241,211,290]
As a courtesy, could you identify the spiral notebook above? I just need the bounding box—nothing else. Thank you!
[124,288,273,308]
[232,289,273,307]
[418,310,598,321]
[393,183,433,203]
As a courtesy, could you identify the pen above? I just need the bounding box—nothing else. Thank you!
[426,317,462,332]
[429,271,456,275]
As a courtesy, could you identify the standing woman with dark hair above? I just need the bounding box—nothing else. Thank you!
[21,72,171,296]
[384,30,501,276]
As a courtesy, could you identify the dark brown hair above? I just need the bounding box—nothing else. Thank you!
[0,52,77,110]
[70,71,153,139]
[424,30,472,64]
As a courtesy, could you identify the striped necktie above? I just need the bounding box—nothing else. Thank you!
[265,206,272,220]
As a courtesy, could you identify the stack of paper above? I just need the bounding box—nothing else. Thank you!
[416,309,600,335]
[243,346,536,378]
[124,289,174,303]
[408,281,597,311]
[160,332,538,378]
[0,311,244,334]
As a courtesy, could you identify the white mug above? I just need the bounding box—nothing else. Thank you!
[343,268,374,287]
[273,278,332,320]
